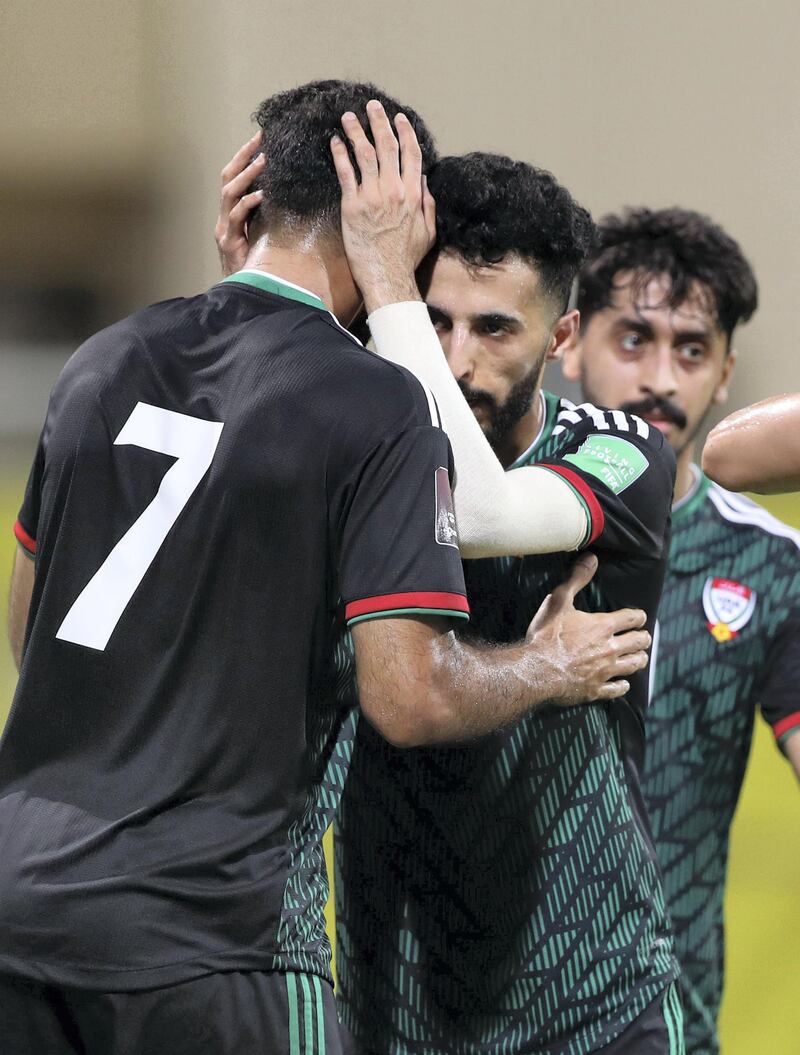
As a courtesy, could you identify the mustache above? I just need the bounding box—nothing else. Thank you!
[457,380,498,418]
[619,395,688,431]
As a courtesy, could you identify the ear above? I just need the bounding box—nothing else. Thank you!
[549,309,580,365]
[713,347,737,405]
[559,310,582,381]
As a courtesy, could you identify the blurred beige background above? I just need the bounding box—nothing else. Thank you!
[1,2,799,1052]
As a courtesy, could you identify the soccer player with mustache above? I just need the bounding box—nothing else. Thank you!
[565,208,800,1053]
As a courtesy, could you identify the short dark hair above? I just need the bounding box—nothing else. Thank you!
[249,79,436,240]
[425,153,596,311]
[577,207,758,339]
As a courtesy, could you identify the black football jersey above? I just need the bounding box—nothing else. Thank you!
[3,269,467,991]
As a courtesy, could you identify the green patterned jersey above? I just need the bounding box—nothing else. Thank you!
[335,391,680,1055]
[642,468,800,1055]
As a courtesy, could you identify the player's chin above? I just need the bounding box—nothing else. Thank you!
[469,405,492,432]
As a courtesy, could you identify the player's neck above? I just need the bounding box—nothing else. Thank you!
[242,238,359,324]
[491,387,545,469]
[673,441,697,506]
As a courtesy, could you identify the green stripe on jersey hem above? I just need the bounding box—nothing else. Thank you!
[347,607,470,627]
[287,973,301,1055]
[536,464,594,547]
[300,973,314,1053]
[312,975,326,1055]
[663,982,685,1055]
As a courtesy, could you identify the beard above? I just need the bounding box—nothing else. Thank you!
[457,369,540,451]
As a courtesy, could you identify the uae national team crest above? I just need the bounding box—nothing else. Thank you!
[702,577,757,642]
[435,466,459,548]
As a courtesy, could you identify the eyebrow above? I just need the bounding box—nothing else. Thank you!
[613,316,712,345]
[427,304,523,332]
[474,312,523,332]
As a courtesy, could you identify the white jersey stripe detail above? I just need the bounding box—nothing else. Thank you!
[416,377,442,429]
[647,618,660,706]
[575,403,610,429]
[634,415,650,438]
[556,410,583,426]
[707,484,800,551]
[611,410,631,432]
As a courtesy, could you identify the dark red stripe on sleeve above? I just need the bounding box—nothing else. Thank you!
[538,463,605,545]
[346,591,470,622]
[13,519,36,555]
[773,712,800,741]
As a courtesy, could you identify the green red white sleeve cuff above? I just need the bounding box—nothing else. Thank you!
[773,712,800,749]
[536,464,605,546]
[346,591,470,627]
[13,519,36,557]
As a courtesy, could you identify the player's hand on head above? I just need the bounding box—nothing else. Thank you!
[215,132,265,276]
[331,100,436,315]
[526,553,651,706]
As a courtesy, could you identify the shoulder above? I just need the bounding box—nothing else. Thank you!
[313,313,443,432]
[704,481,800,558]
[552,399,661,444]
[548,398,676,476]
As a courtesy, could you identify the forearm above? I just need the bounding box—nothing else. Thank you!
[368,301,588,557]
[8,547,35,671]
[422,632,573,743]
[703,394,800,494]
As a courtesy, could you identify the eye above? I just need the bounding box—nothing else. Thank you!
[427,308,450,333]
[619,332,644,352]
[677,345,706,364]
[479,319,511,338]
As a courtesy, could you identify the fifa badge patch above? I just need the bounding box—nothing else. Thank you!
[563,435,649,494]
[702,577,756,641]
[435,466,459,548]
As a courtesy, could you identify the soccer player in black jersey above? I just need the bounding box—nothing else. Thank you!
[2,83,650,1055]
[567,208,800,1054]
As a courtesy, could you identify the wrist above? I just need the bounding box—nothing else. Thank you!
[360,276,422,315]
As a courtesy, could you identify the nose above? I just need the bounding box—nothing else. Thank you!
[641,346,678,399]
[442,325,476,383]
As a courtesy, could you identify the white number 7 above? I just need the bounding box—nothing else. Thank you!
[57,402,224,651]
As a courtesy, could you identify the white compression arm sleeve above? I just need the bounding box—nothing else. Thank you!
[367,301,589,559]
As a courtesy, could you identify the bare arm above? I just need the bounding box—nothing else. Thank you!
[8,547,34,671]
[702,394,800,494]
[352,554,650,748]
[784,734,800,781]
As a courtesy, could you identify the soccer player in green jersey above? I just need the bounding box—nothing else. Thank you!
[564,208,800,1054]
[216,130,682,1053]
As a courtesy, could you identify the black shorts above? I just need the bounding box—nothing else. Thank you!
[602,983,685,1055]
[0,968,342,1054]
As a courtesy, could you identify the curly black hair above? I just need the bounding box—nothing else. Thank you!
[577,207,758,339]
[425,153,596,311]
[249,79,436,239]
